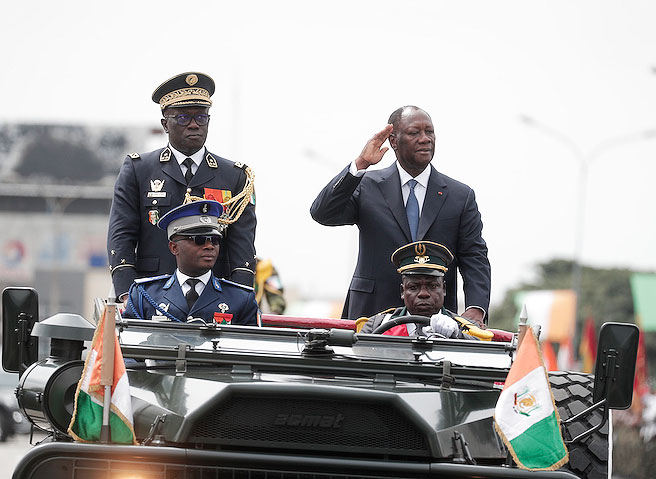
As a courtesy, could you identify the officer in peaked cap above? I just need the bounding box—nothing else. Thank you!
[151,72,215,109]
[108,72,257,305]
[359,241,490,339]
[123,200,260,326]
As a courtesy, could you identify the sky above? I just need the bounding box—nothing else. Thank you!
[2,0,655,314]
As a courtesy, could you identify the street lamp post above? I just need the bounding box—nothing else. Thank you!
[520,116,656,331]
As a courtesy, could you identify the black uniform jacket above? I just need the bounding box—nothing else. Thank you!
[108,147,256,298]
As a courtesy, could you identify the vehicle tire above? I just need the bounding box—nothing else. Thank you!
[549,371,608,479]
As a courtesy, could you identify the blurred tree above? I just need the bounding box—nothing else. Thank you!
[491,258,655,382]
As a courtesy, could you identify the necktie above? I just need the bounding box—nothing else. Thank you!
[183,158,194,184]
[185,278,200,311]
[406,179,419,241]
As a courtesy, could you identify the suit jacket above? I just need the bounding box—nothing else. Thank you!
[310,163,490,320]
[107,147,256,298]
[123,273,259,325]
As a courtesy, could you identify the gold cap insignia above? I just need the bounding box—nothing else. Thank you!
[414,243,427,256]
[186,74,198,86]
[206,153,218,168]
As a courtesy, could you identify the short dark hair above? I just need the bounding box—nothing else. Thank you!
[388,105,429,131]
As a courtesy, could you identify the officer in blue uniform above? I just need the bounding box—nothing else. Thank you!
[108,72,256,304]
[123,200,259,326]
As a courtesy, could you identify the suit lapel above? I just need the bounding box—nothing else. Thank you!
[417,167,448,240]
[163,277,188,317]
[189,275,220,316]
[376,164,413,242]
[161,152,186,186]
[189,155,217,188]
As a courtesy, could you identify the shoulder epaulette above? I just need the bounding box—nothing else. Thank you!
[220,278,255,291]
[128,152,140,160]
[376,307,398,316]
[134,274,170,284]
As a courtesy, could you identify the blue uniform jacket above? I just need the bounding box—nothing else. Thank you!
[107,147,257,299]
[123,273,260,326]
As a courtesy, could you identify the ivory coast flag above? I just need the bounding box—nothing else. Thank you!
[494,329,568,470]
[68,304,136,444]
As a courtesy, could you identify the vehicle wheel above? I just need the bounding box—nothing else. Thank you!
[549,371,608,479]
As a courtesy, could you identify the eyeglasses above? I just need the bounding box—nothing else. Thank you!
[164,114,210,126]
[173,235,221,246]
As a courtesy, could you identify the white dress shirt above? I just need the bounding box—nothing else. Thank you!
[169,145,205,177]
[176,269,212,298]
[349,160,430,214]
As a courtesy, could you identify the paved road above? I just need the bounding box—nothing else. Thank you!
[0,433,34,476]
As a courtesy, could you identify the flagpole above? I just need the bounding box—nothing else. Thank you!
[517,304,529,349]
[100,286,117,443]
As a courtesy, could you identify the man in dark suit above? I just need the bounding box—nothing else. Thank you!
[123,200,259,325]
[311,106,490,327]
[108,72,256,304]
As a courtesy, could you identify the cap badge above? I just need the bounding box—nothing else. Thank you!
[218,303,229,313]
[150,179,165,192]
[414,255,430,264]
[201,203,209,214]
[415,243,427,255]
[186,74,198,86]
[199,216,211,224]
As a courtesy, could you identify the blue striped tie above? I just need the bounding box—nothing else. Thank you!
[406,179,419,241]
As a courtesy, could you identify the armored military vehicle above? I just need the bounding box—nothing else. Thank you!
[2,287,638,479]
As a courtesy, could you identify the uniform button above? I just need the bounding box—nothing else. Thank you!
[152,200,157,205]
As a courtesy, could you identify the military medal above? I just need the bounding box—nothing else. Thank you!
[148,209,159,225]
[204,188,231,203]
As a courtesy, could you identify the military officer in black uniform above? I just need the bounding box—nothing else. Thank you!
[359,241,489,339]
[108,72,256,303]
[123,200,259,325]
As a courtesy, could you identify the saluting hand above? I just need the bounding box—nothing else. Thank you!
[354,124,393,171]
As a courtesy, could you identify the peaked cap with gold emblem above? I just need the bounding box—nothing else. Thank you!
[152,72,215,110]
[391,241,454,277]
[157,200,224,240]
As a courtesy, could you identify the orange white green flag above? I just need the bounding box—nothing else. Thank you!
[68,303,136,444]
[494,328,568,470]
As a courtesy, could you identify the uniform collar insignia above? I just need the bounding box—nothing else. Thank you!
[164,276,175,289]
[206,153,218,168]
[160,147,172,162]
